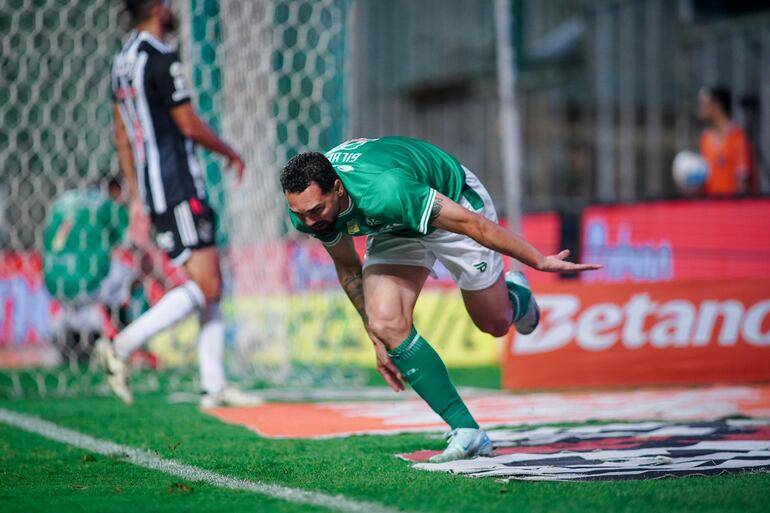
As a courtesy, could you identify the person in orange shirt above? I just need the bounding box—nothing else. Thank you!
[698,86,755,196]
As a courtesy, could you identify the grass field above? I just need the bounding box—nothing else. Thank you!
[1,368,769,513]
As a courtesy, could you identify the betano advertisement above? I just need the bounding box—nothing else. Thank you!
[504,278,770,389]
[503,198,770,390]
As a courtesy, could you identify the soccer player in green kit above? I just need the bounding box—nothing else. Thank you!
[281,137,600,462]
[43,187,129,305]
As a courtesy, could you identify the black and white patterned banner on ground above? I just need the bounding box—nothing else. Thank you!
[402,420,770,481]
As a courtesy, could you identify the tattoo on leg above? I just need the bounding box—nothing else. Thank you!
[429,195,444,222]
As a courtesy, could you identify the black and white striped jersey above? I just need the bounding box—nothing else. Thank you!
[111,30,206,215]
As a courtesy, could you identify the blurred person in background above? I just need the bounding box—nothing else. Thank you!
[98,0,259,407]
[43,176,160,366]
[698,85,757,196]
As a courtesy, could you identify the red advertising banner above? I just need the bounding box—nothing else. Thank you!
[520,212,561,286]
[503,278,770,390]
[581,198,770,283]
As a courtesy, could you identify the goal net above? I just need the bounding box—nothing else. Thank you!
[0,0,360,398]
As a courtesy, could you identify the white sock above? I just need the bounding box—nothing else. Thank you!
[198,302,227,395]
[114,281,205,360]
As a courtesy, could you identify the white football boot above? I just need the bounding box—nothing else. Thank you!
[94,338,133,405]
[505,271,540,335]
[199,386,265,408]
[428,428,494,463]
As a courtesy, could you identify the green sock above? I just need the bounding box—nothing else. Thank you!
[387,326,479,430]
[506,276,532,322]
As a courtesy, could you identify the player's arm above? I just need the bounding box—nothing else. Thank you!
[151,51,245,182]
[112,103,139,203]
[324,235,405,391]
[324,235,367,322]
[429,192,601,273]
[170,104,245,182]
[113,103,150,245]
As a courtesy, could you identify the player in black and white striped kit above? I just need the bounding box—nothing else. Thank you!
[96,0,259,407]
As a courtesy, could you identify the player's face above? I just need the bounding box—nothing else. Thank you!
[159,0,179,33]
[286,180,344,235]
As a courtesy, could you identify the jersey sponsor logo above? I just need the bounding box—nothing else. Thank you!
[52,220,74,252]
[473,261,488,273]
[404,420,770,481]
[346,221,361,235]
[156,231,176,252]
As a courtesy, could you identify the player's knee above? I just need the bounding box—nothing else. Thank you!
[475,316,511,337]
[367,313,412,347]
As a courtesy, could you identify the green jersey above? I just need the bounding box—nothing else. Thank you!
[289,136,467,246]
[42,189,129,300]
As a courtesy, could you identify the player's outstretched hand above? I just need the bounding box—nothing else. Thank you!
[539,249,602,273]
[372,339,405,392]
[227,152,245,186]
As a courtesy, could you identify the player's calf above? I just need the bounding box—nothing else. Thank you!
[183,247,222,303]
[387,326,479,430]
[473,314,512,338]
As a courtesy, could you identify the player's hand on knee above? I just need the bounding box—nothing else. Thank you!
[372,339,404,392]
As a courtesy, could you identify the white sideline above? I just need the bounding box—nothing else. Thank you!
[0,408,405,513]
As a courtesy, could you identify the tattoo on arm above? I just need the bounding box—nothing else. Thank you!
[429,195,444,222]
[341,271,368,323]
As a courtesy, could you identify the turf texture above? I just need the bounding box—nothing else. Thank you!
[1,386,769,513]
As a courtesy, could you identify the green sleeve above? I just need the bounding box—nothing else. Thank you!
[361,169,437,234]
[288,210,342,247]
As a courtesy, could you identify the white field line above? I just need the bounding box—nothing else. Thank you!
[0,408,406,513]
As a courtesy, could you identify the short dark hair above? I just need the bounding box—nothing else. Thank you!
[124,0,159,25]
[704,85,732,117]
[280,152,338,194]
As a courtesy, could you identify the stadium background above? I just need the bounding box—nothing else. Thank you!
[1,1,770,511]
[1,0,769,396]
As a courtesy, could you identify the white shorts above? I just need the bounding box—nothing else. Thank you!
[362,166,503,291]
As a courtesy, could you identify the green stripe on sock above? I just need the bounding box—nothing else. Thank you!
[387,327,478,430]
